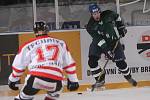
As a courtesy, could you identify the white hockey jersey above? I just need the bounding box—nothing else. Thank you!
[9,35,78,82]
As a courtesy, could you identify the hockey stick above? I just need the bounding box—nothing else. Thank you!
[91,37,121,91]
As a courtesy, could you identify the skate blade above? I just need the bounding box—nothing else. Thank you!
[94,86,106,91]
[91,86,106,92]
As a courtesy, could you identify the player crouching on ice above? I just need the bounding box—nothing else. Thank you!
[86,3,137,89]
[8,21,79,100]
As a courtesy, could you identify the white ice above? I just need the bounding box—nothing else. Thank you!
[1,87,150,100]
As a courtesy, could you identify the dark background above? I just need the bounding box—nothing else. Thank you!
[0,35,18,85]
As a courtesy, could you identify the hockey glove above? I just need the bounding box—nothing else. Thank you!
[105,50,114,60]
[67,79,79,91]
[118,26,127,38]
[116,20,127,38]
[8,79,19,90]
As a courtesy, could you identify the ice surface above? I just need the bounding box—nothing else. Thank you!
[0,87,150,100]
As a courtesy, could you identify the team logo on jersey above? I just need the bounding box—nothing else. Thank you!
[137,30,150,61]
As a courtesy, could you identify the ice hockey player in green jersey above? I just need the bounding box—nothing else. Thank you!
[86,3,137,89]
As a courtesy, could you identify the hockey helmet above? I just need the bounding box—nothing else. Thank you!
[33,21,49,35]
[89,3,101,13]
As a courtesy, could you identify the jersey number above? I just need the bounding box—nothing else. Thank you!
[36,45,59,62]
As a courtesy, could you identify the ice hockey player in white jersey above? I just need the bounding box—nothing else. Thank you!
[8,21,79,100]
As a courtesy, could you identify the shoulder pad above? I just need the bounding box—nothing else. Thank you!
[101,10,119,22]
[101,10,115,17]
[86,17,96,29]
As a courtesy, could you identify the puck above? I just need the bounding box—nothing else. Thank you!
[77,92,82,95]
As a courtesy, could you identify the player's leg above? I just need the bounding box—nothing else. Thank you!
[44,80,63,100]
[114,43,137,86]
[116,60,137,86]
[88,55,105,82]
[88,42,105,87]
[14,75,40,100]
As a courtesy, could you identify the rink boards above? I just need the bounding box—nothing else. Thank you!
[0,26,150,96]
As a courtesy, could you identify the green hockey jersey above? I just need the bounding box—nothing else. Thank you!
[86,10,122,50]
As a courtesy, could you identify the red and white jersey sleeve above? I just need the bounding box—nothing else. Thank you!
[62,43,78,82]
[9,44,30,82]
[9,35,79,82]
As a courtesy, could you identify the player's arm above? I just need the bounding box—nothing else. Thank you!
[62,43,79,91]
[113,11,127,38]
[86,18,102,39]
[103,10,127,38]
[8,47,30,90]
[87,22,113,58]
[86,18,107,49]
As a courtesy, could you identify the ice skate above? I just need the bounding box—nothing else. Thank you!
[92,80,105,88]
[124,75,137,86]
[14,99,19,100]
[91,80,105,91]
